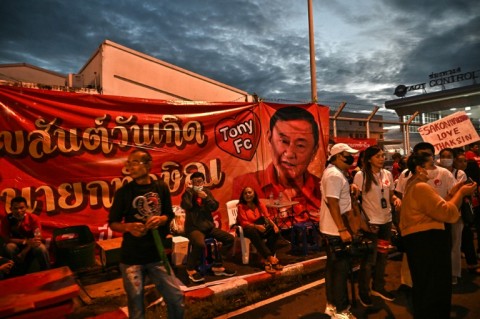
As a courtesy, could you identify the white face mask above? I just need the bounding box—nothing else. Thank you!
[439,158,453,167]
[193,186,203,192]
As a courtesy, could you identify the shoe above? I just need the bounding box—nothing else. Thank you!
[371,288,395,301]
[334,309,356,319]
[359,293,373,307]
[188,271,205,283]
[324,303,336,317]
[214,268,237,277]
[452,276,458,285]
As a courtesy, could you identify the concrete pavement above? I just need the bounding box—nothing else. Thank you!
[70,245,480,318]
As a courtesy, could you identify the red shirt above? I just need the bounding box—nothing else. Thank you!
[465,151,480,167]
[237,202,270,228]
[391,162,401,181]
[0,212,41,240]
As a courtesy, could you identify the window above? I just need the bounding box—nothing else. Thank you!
[404,115,422,134]
[423,112,441,123]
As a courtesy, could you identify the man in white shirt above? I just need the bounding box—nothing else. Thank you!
[320,143,359,319]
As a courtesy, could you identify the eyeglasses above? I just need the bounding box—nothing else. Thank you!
[125,161,146,167]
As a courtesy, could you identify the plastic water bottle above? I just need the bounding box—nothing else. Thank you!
[278,192,284,204]
[269,192,274,205]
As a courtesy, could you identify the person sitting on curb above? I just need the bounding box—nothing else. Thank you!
[0,257,14,279]
[181,172,236,283]
[237,186,283,274]
[0,196,50,275]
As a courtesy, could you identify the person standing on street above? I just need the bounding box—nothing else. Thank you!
[353,146,401,306]
[400,153,476,319]
[320,143,361,319]
[438,147,468,284]
[109,149,184,319]
[395,142,456,288]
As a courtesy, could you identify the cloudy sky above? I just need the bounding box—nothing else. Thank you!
[1,0,479,119]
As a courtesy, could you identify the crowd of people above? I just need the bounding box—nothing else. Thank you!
[320,141,480,319]
[2,132,480,319]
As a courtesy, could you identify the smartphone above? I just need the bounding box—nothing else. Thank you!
[466,177,474,184]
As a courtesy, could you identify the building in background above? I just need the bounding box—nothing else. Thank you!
[0,63,66,88]
[386,83,480,150]
[0,39,252,103]
[329,111,385,141]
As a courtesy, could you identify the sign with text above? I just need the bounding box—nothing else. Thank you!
[418,111,480,154]
[0,85,330,242]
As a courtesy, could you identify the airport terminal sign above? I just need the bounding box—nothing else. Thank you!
[418,111,480,154]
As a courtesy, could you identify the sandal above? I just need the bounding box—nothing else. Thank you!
[272,263,284,271]
[264,262,276,274]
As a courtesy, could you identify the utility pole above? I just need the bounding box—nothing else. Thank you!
[308,0,318,102]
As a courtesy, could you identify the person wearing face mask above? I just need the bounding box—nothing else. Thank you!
[0,196,50,276]
[353,146,401,306]
[232,106,322,226]
[400,153,477,319]
[181,172,236,283]
[439,148,468,284]
[394,142,457,291]
[319,143,362,319]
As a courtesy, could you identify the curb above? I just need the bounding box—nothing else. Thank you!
[184,256,326,301]
[84,256,327,318]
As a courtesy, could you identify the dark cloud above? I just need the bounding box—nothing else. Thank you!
[0,0,478,115]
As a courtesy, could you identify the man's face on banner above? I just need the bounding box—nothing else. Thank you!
[268,119,317,182]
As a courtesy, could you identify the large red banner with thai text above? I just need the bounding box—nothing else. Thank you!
[0,85,330,244]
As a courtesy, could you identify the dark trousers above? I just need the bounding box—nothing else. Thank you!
[186,228,234,271]
[242,225,280,260]
[324,235,350,313]
[404,229,451,319]
[358,222,392,295]
[461,223,479,266]
[474,206,480,252]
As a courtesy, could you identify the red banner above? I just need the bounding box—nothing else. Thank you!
[0,85,329,243]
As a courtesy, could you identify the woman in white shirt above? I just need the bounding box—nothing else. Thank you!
[438,147,467,284]
[353,146,401,306]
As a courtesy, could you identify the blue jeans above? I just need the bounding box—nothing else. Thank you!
[120,262,185,319]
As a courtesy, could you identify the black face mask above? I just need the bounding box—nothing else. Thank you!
[343,155,355,165]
